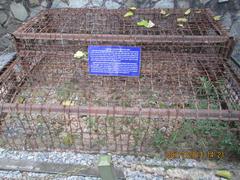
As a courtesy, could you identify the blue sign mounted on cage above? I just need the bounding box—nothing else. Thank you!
[88,46,141,77]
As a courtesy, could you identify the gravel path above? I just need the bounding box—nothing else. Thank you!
[0,148,239,179]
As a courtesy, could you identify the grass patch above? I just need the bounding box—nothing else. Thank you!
[152,119,240,158]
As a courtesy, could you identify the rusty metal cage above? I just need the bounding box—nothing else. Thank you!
[0,8,239,157]
[13,8,234,58]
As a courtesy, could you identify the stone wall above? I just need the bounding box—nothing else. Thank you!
[0,0,239,62]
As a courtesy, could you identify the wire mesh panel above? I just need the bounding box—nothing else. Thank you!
[13,8,233,58]
[0,51,239,155]
[0,8,239,157]
[2,51,239,110]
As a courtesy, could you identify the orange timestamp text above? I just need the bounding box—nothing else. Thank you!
[165,151,224,159]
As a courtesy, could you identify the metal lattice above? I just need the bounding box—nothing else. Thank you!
[0,8,239,156]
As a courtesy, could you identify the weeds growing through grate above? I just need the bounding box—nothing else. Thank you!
[153,119,240,158]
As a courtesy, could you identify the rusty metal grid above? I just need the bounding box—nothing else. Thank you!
[0,51,240,154]
[14,8,228,37]
[1,50,240,111]
[13,8,233,59]
[0,8,239,155]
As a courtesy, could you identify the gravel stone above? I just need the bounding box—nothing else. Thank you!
[154,0,174,8]
[0,11,8,25]
[199,0,212,5]
[0,26,7,36]
[10,2,28,21]
[52,0,69,8]
[125,155,135,162]
[218,0,229,3]
[4,17,21,34]
[0,34,12,51]
[0,149,238,179]
[230,19,240,37]
[177,0,190,8]
[167,168,219,180]
[125,0,136,7]
[29,6,42,18]
[92,0,104,6]
[105,0,121,9]
[40,0,48,8]
[41,0,53,9]
[156,167,165,176]
[221,12,232,29]
[232,42,240,63]
[69,0,88,7]
[0,0,7,4]
[236,10,240,17]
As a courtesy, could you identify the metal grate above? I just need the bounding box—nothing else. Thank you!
[1,51,239,111]
[0,8,239,155]
[13,8,233,58]
[15,8,226,36]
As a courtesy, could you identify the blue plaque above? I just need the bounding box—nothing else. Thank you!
[88,46,141,77]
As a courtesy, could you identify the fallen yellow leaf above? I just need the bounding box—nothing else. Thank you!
[129,7,136,10]
[137,20,155,28]
[177,17,188,23]
[62,100,74,106]
[165,13,170,17]
[177,23,184,27]
[195,10,201,13]
[216,170,232,179]
[137,20,149,27]
[124,11,134,17]
[184,9,191,15]
[17,96,25,104]
[213,15,221,21]
[160,9,166,15]
[147,20,155,28]
[74,51,86,59]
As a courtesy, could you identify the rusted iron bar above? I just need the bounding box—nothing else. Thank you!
[1,103,239,120]
[13,33,229,43]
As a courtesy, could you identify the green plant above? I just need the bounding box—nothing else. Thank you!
[94,97,106,106]
[226,102,240,111]
[60,132,74,146]
[121,98,132,107]
[132,128,144,147]
[194,120,226,136]
[17,96,26,104]
[56,82,74,102]
[85,117,98,132]
[106,117,114,126]
[194,120,240,155]
[152,120,240,157]
[184,77,228,110]
[125,117,134,125]
[159,102,167,108]
[219,128,240,155]
[93,138,107,147]
[148,93,158,106]
[153,130,166,150]
[198,77,217,98]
